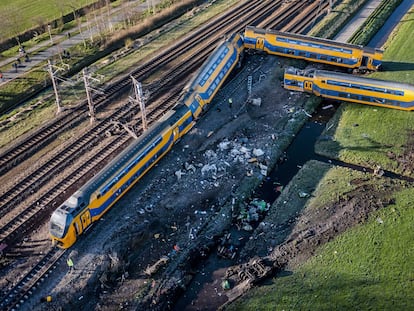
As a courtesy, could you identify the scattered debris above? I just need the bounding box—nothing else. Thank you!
[144,256,170,276]
[252,148,264,157]
[250,98,262,107]
[322,104,333,110]
[298,191,310,198]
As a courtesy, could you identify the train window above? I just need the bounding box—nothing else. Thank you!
[80,202,86,208]
[320,55,328,60]
[309,53,316,59]
[288,49,294,55]
[321,80,326,84]
[97,194,101,199]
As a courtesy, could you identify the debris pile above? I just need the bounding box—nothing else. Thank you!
[237,199,269,232]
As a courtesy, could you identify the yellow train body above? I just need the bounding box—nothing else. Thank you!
[284,67,414,111]
[244,26,383,71]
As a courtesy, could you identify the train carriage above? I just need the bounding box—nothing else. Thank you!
[283,67,414,111]
[184,32,244,118]
[244,26,383,71]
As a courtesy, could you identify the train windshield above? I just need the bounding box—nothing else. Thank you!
[50,209,69,238]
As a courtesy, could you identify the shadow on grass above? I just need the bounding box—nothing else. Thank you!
[253,272,414,310]
[381,61,414,72]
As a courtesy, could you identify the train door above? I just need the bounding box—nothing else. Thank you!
[173,126,180,140]
[256,38,265,50]
[361,56,368,67]
[80,211,91,231]
[304,81,313,92]
[73,220,81,236]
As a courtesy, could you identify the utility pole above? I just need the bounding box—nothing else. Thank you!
[82,68,105,124]
[130,76,148,131]
[47,24,53,46]
[83,68,96,124]
[329,0,333,14]
[47,60,62,114]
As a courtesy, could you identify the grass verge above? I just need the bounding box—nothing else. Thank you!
[348,0,403,45]
[310,0,370,39]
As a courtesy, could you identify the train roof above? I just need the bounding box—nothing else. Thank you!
[66,103,189,208]
[245,26,383,52]
[314,70,414,91]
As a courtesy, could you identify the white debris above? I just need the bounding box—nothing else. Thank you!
[298,191,310,198]
[322,104,334,110]
[250,98,262,107]
[218,141,231,150]
[376,217,384,224]
[201,164,217,175]
[253,148,264,157]
[240,146,251,155]
[204,150,217,159]
[175,170,185,180]
[184,162,196,173]
[259,163,268,176]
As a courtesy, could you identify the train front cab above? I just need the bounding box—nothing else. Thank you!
[50,195,92,248]
[283,67,314,93]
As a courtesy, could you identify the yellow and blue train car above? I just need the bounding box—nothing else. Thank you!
[50,106,195,248]
[244,26,383,71]
[184,32,244,118]
[283,67,414,111]
[50,34,245,248]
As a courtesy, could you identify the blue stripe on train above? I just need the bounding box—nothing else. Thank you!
[264,42,358,66]
[90,131,176,218]
[313,85,414,109]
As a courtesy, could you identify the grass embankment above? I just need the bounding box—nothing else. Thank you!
[310,0,370,38]
[315,7,414,177]
[231,161,414,310]
[348,0,403,45]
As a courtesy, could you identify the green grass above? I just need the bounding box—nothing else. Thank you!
[315,7,414,177]
[0,0,97,42]
[310,0,370,38]
[231,164,414,311]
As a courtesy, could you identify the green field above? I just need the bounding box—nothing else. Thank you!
[0,0,98,41]
[315,7,414,177]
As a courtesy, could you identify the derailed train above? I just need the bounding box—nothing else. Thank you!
[50,26,412,248]
[50,33,244,248]
[244,26,383,71]
[283,67,414,111]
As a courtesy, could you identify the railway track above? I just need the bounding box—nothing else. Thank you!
[0,1,320,309]
[0,0,264,177]
[0,247,65,311]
